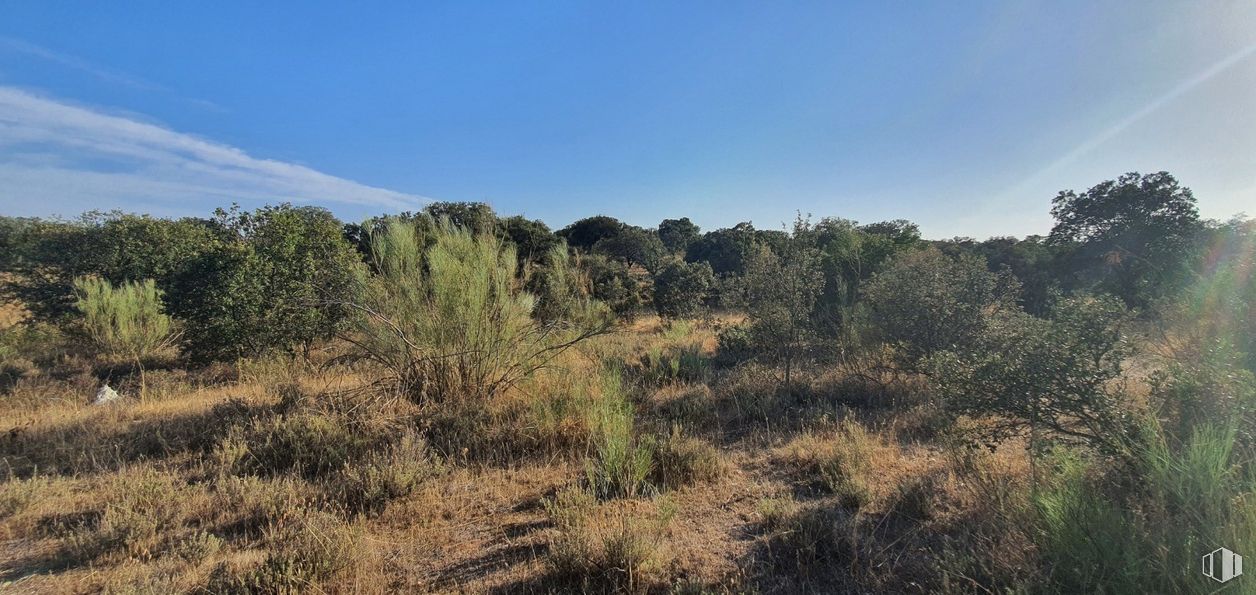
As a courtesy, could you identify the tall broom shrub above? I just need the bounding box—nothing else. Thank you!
[73,276,175,399]
[349,220,610,403]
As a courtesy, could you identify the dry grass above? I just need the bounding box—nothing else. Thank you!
[0,315,1046,594]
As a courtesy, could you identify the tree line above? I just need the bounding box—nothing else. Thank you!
[3,171,1247,366]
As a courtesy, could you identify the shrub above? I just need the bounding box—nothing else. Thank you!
[1149,342,1256,448]
[350,220,610,403]
[714,323,755,366]
[780,419,877,509]
[73,276,174,362]
[649,426,721,490]
[172,529,223,562]
[653,260,714,319]
[334,431,439,515]
[1032,451,1143,593]
[528,243,592,323]
[1140,423,1256,593]
[929,295,1136,456]
[864,247,1017,366]
[210,510,361,593]
[1029,423,1256,594]
[167,204,361,362]
[740,220,824,385]
[543,486,675,593]
[585,370,655,499]
[581,253,647,317]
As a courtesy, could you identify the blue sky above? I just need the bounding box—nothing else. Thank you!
[1,1,1253,239]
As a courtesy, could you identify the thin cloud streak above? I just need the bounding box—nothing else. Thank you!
[998,40,1256,202]
[0,36,228,112]
[0,87,430,213]
[0,36,162,92]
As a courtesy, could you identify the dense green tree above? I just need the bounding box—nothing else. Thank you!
[653,260,714,319]
[864,247,1018,366]
[169,204,360,362]
[558,216,625,251]
[1049,172,1202,309]
[423,201,498,235]
[860,219,921,247]
[592,226,667,272]
[581,254,646,317]
[685,223,759,276]
[497,215,560,268]
[2,213,224,320]
[792,218,922,353]
[0,216,37,273]
[938,235,1061,316]
[658,217,700,254]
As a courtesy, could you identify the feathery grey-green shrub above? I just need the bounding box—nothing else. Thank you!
[73,275,174,361]
[351,220,609,403]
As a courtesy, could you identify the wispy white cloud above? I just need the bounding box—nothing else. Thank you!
[0,87,430,214]
[0,36,161,91]
[0,36,227,112]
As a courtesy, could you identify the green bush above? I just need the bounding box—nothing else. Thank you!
[1031,424,1256,594]
[715,323,755,366]
[581,253,647,317]
[865,247,1018,366]
[585,370,655,499]
[740,221,824,385]
[1150,342,1256,449]
[528,242,596,323]
[653,260,714,319]
[350,220,610,403]
[167,204,361,362]
[1033,451,1143,593]
[929,295,1135,456]
[73,276,174,361]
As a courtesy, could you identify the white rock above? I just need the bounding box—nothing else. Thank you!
[93,384,120,405]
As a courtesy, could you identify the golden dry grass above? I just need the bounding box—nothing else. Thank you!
[0,315,1040,594]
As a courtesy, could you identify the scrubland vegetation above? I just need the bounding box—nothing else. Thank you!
[0,171,1253,593]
